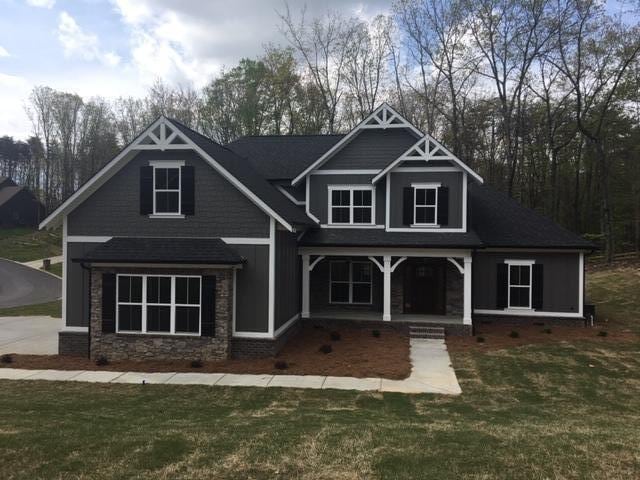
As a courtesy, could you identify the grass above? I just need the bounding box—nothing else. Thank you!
[0,300,61,318]
[0,265,637,479]
[0,227,61,262]
[41,262,62,278]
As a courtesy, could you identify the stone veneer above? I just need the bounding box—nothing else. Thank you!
[90,267,233,362]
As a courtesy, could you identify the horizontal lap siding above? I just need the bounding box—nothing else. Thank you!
[68,150,269,237]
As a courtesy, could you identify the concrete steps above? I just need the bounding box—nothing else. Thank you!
[409,325,445,339]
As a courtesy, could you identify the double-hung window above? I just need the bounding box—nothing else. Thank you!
[330,261,372,304]
[507,261,533,309]
[329,186,374,225]
[116,274,201,335]
[412,183,439,226]
[153,163,181,215]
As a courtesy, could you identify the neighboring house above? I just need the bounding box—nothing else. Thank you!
[40,104,593,360]
[0,176,45,228]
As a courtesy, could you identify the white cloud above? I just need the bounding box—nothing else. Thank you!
[25,0,55,9]
[0,46,9,58]
[0,73,32,139]
[57,11,121,67]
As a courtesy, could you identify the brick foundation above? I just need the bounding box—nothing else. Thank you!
[305,318,473,336]
[473,314,586,328]
[58,330,89,357]
[230,318,301,358]
[89,267,234,362]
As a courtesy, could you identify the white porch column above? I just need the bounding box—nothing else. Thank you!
[383,255,392,321]
[463,256,472,325]
[301,254,310,319]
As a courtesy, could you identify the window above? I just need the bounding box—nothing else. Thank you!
[116,275,201,335]
[153,166,181,214]
[413,183,439,226]
[507,262,532,309]
[329,186,374,225]
[330,261,372,304]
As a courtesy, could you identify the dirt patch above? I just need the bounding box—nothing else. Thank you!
[447,322,639,353]
[0,324,411,379]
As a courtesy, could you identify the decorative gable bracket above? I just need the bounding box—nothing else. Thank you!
[132,120,189,151]
[361,105,414,130]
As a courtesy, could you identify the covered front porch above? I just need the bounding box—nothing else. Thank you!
[299,247,473,331]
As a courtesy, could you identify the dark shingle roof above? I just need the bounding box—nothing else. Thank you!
[76,237,243,264]
[169,120,314,227]
[300,228,483,248]
[469,184,594,249]
[0,186,23,207]
[226,134,345,180]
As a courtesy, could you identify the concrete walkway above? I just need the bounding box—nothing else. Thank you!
[0,339,462,394]
[21,255,63,270]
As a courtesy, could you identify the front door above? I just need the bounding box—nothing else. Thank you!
[403,259,446,314]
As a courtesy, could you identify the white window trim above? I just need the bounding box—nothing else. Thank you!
[505,260,535,310]
[329,260,373,305]
[150,160,184,217]
[412,182,441,228]
[328,185,376,226]
[116,274,202,336]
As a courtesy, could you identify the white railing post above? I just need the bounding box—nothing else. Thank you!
[383,255,392,321]
[463,256,472,325]
[302,254,310,319]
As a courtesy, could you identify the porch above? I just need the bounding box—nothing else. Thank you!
[309,310,464,326]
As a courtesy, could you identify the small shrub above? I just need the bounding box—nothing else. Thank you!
[190,359,203,368]
[1,354,13,364]
[319,344,332,354]
[330,331,341,341]
[597,330,608,337]
[533,322,544,326]
[372,329,381,338]
[509,331,519,338]
[95,355,109,366]
[274,360,288,370]
[476,336,485,343]
[543,328,552,334]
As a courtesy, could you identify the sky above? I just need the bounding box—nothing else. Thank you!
[0,0,390,139]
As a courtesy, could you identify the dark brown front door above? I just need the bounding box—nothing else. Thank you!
[403,260,446,314]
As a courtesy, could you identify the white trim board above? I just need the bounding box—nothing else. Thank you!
[292,103,423,186]
[276,185,305,206]
[39,116,295,232]
[473,309,583,318]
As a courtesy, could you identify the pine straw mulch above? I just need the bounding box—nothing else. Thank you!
[0,324,411,380]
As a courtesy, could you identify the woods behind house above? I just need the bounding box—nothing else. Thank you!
[0,0,638,260]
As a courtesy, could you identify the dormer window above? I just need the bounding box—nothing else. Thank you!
[412,183,440,227]
[328,186,374,225]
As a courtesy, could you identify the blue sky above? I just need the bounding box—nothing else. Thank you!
[0,0,389,139]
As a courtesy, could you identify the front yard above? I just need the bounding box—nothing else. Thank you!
[0,262,638,479]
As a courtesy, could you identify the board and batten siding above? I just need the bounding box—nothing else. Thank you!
[233,244,270,333]
[65,242,93,327]
[67,150,270,238]
[473,252,581,313]
[320,128,418,170]
[274,229,301,330]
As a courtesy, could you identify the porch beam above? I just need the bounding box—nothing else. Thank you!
[383,255,392,321]
[302,254,310,319]
[299,247,472,258]
[463,257,472,325]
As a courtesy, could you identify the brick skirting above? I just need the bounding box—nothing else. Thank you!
[473,314,586,328]
[304,318,473,336]
[58,331,89,357]
[231,318,301,359]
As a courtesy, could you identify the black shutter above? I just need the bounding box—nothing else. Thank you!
[140,166,153,215]
[102,273,116,333]
[532,264,544,310]
[201,276,216,337]
[496,263,508,309]
[437,186,449,226]
[181,165,195,215]
[402,187,414,225]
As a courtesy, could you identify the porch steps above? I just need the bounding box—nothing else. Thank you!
[409,325,445,339]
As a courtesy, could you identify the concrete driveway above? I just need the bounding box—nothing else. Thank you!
[0,316,63,355]
[0,259,61,308]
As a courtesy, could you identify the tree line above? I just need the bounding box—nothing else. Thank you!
[0,0,638,261]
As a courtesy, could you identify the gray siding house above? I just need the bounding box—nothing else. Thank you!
[40,104,593,361]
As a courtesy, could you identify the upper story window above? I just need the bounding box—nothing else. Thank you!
[154,166,181,214]
[506,260,533,309]
[412,183,440,227]
[328,186,374,225]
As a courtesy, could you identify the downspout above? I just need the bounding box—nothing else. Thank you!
[80,262,91,359]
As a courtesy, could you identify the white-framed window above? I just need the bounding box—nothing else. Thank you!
[412,183,440,226]
[328,186,375,225]
[329,260,372,304]
[116,274,201,335]
[506,260,534,309]
[151,161,183,215]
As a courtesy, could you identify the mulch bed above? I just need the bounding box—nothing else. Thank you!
[447,322,639,353]
[0,324,411,380]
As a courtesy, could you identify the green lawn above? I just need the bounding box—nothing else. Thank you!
[0,300,61,318]
[0,266,638,479]
[41,261,63,278]
[0,227,61,262]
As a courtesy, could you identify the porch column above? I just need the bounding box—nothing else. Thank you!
[383,255,392,321]
[463,256,472,325]
[301,254,310,319]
